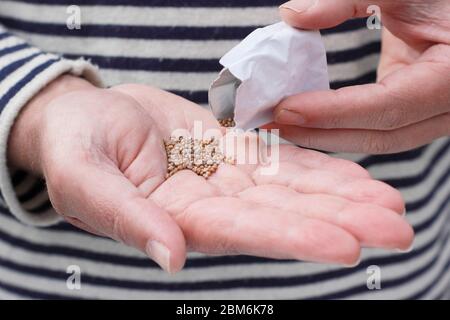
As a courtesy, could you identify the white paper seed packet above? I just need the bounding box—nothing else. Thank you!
[208,22,329,130]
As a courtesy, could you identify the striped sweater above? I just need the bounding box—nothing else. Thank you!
[0,0,449,299]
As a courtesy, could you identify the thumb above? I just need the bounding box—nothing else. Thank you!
[48,162,187,274]
[279,0,375,29]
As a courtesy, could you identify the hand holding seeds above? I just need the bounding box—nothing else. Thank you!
[14,79,413,273]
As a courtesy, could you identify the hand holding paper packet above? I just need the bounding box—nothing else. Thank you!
[208,22,329,130]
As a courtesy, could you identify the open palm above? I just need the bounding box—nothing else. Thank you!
[40,84,414,273]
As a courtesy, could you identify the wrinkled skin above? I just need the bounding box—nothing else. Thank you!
[9,78,414,273]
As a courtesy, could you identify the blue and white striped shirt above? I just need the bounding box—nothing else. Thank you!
[0,0,449,299]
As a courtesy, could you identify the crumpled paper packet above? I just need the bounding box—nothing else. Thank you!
[208,22,329,130]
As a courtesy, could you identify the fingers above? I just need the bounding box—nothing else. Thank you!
[273,59,450,131]
[267,113,450,154]
[180,197,361,266]
[238,185,414,250]
[252,161,405,214]
[47,162,187,273]
[279,0,372,30]
[377,28,418,80]
[276,144,371,179]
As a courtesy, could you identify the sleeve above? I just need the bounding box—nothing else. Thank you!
[0,26,103,226]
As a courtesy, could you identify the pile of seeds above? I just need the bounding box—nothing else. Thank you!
[218,118,235,128]
[164,137,235,179]
[164,119,236,179]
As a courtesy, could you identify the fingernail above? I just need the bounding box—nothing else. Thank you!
[146,240,171,273]
[280,0,318,13]
[275,109,306,125]
[395,243,414,253]
[344,257,361,268]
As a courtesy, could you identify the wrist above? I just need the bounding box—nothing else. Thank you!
[7,75,97,174]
